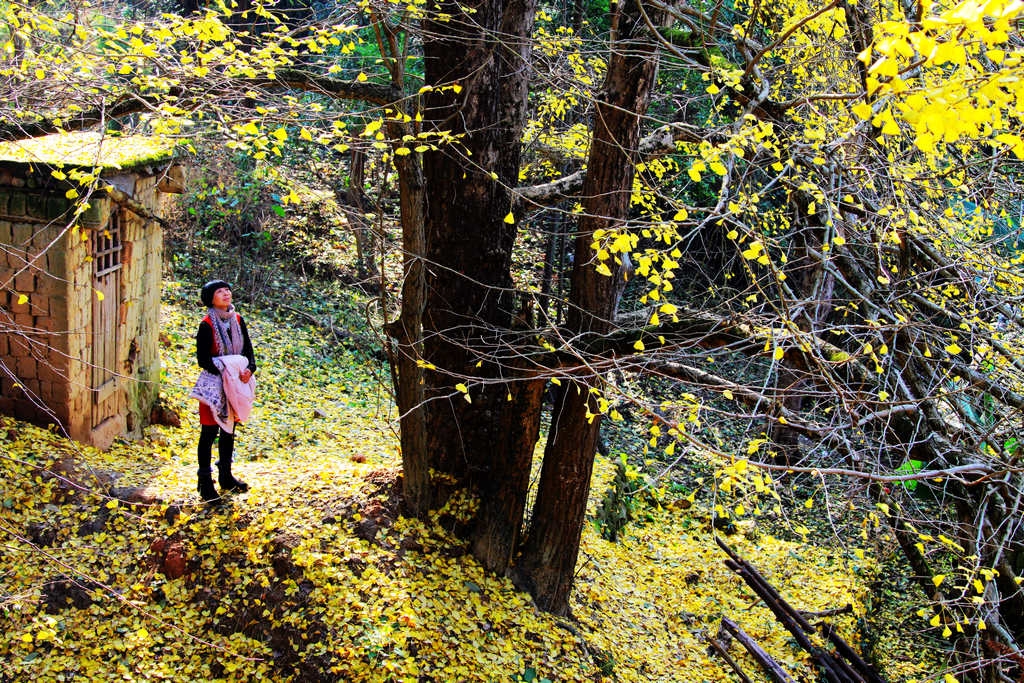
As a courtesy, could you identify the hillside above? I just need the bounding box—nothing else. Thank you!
[0,278,943,682]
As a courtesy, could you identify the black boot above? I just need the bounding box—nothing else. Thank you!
[197,469,220,503]
[217,430,248,492]
[218,460,249,492]
[197,424,221,503]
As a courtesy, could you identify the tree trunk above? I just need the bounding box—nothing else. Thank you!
[517,0,664,614]
[373,11,430,516]
[342,148,379,280]
[386,143,430,516]
[770,219,834,462]
[418,0,542,571]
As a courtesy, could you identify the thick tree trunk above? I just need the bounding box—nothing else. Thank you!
[518,0,664,614]
[387,145,430,515]
[373,12,431,517]
[419,0,541,571]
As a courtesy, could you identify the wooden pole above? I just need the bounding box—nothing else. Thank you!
[719,616,797,683]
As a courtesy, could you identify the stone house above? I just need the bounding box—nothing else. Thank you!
[0,133,184,448]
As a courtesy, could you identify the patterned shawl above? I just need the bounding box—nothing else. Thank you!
[208,305,244,357]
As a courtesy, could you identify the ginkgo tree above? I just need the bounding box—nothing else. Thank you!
[2,0,1024,678]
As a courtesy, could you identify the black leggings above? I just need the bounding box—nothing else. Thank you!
[197,424,235,475]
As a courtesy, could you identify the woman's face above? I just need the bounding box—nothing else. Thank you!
[211,287,232,310]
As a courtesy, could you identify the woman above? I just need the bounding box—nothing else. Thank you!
[192,279,256,502]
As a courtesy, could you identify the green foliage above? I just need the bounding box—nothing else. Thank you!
[592,456,636,541]
[894,459,924,492]
[182,152,281,244]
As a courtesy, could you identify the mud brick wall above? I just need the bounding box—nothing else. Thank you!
[65,197,110,444]
[118,175,164,437]
[0,175,166,445]
[0,188,76,429]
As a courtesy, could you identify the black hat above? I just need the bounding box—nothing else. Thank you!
[200,280,231,307]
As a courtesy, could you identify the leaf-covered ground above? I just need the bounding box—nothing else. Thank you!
[1,279,943,682]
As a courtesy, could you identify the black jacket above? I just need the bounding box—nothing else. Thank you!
[196,315,257,376]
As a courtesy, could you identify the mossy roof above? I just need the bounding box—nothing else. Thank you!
[0,132,177,171]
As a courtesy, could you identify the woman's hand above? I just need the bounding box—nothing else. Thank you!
[240,369,253,383]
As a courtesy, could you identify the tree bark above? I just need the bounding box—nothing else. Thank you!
[340,148,379,280]
[418,0,542,571]
[517,0,664,614]
[387,143,430,516]
[371,10,430,517]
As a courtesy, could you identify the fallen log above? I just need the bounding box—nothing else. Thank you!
[705,631,755,683]
[821,624,888,683]
[719,616,797,683]
[717,536,888,683]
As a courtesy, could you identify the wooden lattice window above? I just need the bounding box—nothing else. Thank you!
[93,212,123,276]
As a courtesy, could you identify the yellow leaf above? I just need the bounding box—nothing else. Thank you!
[709,161,727,175]
[95,290,105,301]
[876,502,890,515]
[105,499,118,509]
[17,294,27,305]
[673,209,688,221]
[852,102,872,120]
[299,128,313,141]
[723,389,733,399]
[773,347,784,360]
[833,236,846,246]
[930,613,941,627]
[726,230,738,239]
[945,675,959,683]
[21,633,32,643]
[394,147,411,155]
[504,212,515,224]
[633,340,645,351]
[595,263,613,277]
[455,383,468,394]
[942,626,952,638]
[977,619,986,631]
[66,188,79,199]
[945,343,962,354]
[357,72,368,81]
[932,574,946,587]
[271,127,288,143]
[805,497,814,508]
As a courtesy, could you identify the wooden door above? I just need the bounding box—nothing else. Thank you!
[91,212,123,431]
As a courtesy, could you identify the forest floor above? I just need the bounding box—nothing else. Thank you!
[1,267,951,681]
